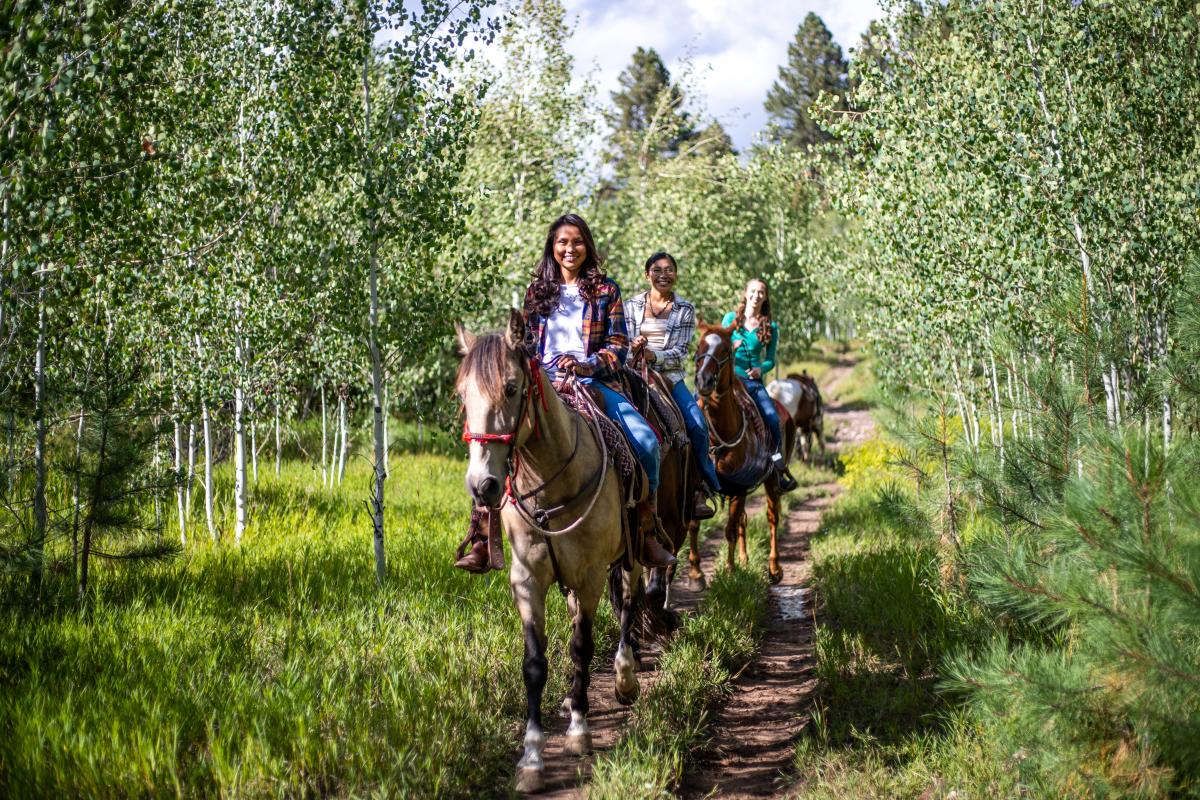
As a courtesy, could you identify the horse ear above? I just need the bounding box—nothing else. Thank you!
[454,323,476,355]
[504,308,525,349]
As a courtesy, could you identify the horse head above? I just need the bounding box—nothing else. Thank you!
[455,309,535,508]
[693,322,736,397]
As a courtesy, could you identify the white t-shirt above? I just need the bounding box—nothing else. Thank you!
[542,285,587,375]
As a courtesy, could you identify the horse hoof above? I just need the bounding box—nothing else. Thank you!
[769,568,784,585]
[688,574,707,592]
[565,731,593,756]
[515,767,544,794]
[615,683,640,706]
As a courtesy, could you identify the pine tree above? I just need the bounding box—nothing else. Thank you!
[764,13,849,149]
[692,120,736,159]
[607,47,695,175]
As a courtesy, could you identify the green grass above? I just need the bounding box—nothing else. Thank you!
[587,470,834,799]
[586,510,772,799]
[0,453,607,798]
[790,441,1011,799]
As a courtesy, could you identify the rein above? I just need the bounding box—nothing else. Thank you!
[462,358,609,538]
[695,345,747,454]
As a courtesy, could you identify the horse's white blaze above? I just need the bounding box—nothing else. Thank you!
[460,376,517,498]
[703,332,723,351]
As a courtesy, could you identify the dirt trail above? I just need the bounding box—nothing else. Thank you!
[526,358,871,798]
[680,359,873,799]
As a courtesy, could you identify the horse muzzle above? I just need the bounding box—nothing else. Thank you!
[469,475,504,509]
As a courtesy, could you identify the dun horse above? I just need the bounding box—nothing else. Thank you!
[691,323,796,584]
[455,311,644,794]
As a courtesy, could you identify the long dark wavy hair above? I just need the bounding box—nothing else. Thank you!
[525,214,606,318]
[733,278,773,345]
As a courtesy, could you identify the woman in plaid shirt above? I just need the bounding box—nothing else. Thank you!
[521,214,675,569]
[626,251,720,520]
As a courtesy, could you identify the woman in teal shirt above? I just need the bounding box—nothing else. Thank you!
[721,278,797,492]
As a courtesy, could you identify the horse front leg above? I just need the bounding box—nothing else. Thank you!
[564,588,597,756]
[737,499,749,566]
[726,495,745,571]
[611,565,642,705]
[766,483,783,584]
[511,576,548,793]
[686,519,707,590]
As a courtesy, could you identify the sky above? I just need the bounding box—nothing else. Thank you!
[561,0,883,151]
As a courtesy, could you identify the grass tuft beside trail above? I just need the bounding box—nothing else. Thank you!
[791,441,1016,799]
[0,454,600,799]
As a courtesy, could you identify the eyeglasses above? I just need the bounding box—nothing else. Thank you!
[648,267,676,276]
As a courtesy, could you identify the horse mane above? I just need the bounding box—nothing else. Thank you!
[456,332,517,405]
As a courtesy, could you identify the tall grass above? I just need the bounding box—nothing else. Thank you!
[0,454,597,798]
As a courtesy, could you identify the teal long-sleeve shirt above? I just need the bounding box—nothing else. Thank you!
[721,312,778,380]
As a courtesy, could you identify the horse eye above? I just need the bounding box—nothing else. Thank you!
[505,380,518,397]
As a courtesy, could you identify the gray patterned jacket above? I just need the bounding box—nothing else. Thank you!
[624,291,697,385]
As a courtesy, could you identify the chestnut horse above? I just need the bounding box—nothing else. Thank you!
[691,323,796,583]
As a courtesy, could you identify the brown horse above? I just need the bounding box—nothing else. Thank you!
[626,352,700,623]
[692,323,796,584]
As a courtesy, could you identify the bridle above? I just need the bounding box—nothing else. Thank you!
[461,355,609,537]
[694,342,747,454]
[461,355,546,449]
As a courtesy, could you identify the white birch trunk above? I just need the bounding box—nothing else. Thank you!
[382,382,389,476]
[1101,362,1116,426]
[202,401,217,542]
[32,278,48,585]
[949,351,972,449]
[320,385,329,488]
[988,352,1004,465]
[274,400,282,477]
[186,422,196,517]
[174,418,187,546]
[1006,366,1019,443]
[250,418,258,483]
[337,393,348,484]
[363,37,387,583]
[1110,362,1122,425]
[71,409,85,577]
[233,336,248,545]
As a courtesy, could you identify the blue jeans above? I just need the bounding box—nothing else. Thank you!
[671,380,722,491]
[589,380,660,494]
[743,380,783,454]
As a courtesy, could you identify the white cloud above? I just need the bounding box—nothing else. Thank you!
[563,0,882,150]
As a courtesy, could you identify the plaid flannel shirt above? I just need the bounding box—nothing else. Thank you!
[524,277,629,390]
[624,291,696,385]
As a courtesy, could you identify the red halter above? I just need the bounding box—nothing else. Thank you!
[461,357,548,446]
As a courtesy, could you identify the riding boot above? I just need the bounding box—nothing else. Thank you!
[771,452,799,493]
[454,506,502,573]
[691,485,716,520]
[636,499,676,568]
